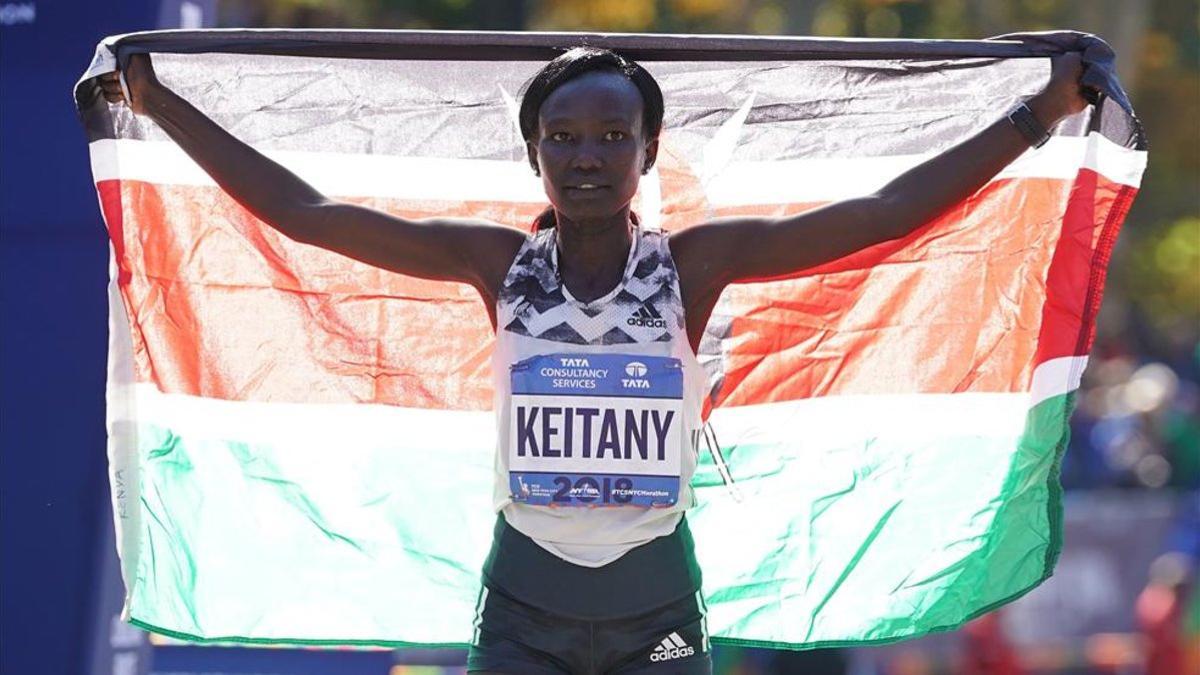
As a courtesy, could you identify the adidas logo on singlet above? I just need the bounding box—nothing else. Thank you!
[627,303,667,329]
[649,632,695,662]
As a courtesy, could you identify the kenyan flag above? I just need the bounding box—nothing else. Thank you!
[75,30,1145,649]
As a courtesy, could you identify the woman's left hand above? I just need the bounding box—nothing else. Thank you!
[1027,51,1091,128]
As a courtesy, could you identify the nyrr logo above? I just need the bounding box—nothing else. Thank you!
[627,303,667,329]
[623,361,650,389]
[649,632,695,662]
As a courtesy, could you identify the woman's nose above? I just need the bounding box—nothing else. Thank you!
[571,144,603,171]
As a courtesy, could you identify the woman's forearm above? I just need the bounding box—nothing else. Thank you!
[139,83,328,241]
[874,92,1072,237]
[101,57,525,290]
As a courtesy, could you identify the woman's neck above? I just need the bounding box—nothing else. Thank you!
[554,209,634,304]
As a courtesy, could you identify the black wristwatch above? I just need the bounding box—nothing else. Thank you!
[1007,101,1051,148]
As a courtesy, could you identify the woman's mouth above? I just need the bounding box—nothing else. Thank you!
[564,184,611,199]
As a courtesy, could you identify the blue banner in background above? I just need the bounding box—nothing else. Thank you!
[156,0,215,29]
[2,3,197,674]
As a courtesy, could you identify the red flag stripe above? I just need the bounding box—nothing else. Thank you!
[97,170,1125,410]
[703,169,1133,407]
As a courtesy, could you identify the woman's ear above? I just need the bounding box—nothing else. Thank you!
[526,141,540,176]
[642,137,660,174]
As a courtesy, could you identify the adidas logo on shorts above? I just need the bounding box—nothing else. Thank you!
[649,632,695,662]
[627,303,667,329]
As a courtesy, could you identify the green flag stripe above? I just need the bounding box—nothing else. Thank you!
[690,391,1073,650]
[124,392,1072,648]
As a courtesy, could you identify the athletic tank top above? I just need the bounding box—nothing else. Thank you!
[491,224,706,568]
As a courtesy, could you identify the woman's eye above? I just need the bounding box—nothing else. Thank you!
[605,131,626,141]
[550,132,571,142]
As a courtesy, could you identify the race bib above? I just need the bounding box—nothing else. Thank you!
[508,353,683,507]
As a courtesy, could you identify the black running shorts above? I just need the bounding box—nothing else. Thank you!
[466,582,712,674]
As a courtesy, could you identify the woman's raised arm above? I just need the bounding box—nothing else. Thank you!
[671,51,1091,342]
[100,54,524,296]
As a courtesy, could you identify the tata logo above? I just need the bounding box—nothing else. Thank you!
[623,361,650,389]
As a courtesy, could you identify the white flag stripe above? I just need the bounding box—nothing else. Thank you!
[114,382,494,450]
[1029,355,1090,408]
[89,138,546,203]
[640,164,663,231]
[700,92,756,185]
[89,133,1143,207]
[705,133,1145,205]
[113,355,1085,451]
[705,357,1087,450]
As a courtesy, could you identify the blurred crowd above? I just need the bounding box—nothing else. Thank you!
[1064,312,1199,492]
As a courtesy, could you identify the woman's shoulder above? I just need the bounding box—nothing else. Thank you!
[638,225,674,257]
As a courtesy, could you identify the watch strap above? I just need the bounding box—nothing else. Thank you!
[1007,101,1051,149]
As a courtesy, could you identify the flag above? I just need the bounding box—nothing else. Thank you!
[75,30,1146,649]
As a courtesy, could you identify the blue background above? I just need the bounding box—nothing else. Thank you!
[1,2,155,672]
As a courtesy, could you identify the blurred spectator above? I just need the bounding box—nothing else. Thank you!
[1064,318,1200,492]
[961,612,1025,675]
[1135,552,1192,675]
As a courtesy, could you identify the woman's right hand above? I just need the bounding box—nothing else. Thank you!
[99,53,158,116]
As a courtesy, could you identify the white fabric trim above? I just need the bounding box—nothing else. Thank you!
[470,586,488,647]
[104,243,141,620]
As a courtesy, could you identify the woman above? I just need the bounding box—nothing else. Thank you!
[102,45,1088,674]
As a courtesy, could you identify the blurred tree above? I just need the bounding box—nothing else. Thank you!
[1113,0,1200,340]
[1130,217,1200,329]
[530,0,658,31]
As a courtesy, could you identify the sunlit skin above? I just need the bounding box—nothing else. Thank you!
[101,52,1088,353]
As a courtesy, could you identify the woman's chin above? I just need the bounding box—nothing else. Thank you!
[557,196,616,216]
[552,197,633,225]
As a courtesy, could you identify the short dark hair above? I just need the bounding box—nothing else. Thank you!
[519,47,664,231]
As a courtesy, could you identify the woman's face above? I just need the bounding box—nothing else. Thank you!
[528,70,658,229]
